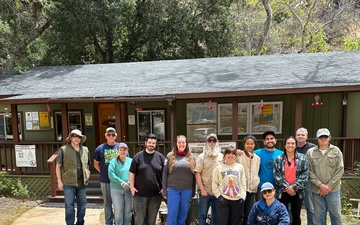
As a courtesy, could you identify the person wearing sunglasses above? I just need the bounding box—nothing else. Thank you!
[94,127,127,225]
[248,182,290,225]
[273,136,309,225]
[56,129,91,225]
[194,133,224,225]
[212,145,246,225]
[306,128,344,225]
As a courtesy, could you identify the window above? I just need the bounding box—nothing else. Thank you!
[0,113,22,140]
[137,110,165,142]
[218,103,248,135]
[186,102,217,141]
[55,111,82,141]
[250,101,282,134]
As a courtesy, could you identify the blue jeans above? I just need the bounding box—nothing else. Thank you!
[304,182,314,225]
[110,187,133,225]
[313,189,342,225]
[198,195,217,225]
[166,188,192,225]
[133,194,162,225]
[64,185,87,225]
[101,182,114,225]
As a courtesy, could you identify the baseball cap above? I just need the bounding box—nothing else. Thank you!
[260,182,274,192]
[118,142,128,149]
[316,128,331,138]
[106,127,117,133]
[262,131,276,140]
[206,133,218,141]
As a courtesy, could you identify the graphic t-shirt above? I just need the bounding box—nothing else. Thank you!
[93,142,119,183]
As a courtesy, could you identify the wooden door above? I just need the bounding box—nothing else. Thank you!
[97,103,115,144]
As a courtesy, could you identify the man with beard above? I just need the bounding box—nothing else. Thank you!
[194,133,224,225]
[254,131,283,201]
[129,134,165,225]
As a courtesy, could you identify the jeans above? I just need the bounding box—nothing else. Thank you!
[279,192,303,225]
[133,194,162,225]
[198,195,217,225]
[64,185,87,225]
[166,188,192,225]
[101,182,114,225]
[111,187,133,225]
[313,189,342,225]
[215,197,244,225]
[304,182,314,225]
[243,192,256,225]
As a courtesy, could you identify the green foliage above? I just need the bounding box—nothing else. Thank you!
[0,172,29,199]
[341,187,353,215]
[342,37,360,50]
[356,161,360,179]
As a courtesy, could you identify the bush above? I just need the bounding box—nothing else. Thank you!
[0,172,29,198]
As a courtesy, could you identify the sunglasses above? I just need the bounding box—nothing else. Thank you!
[71,135,81,139]
[106,133,116,137]
[207,139,217,143]
[262,189,273,195]
[318,135,329,139]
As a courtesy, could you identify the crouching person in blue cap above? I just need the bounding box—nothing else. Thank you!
[248,182,289,225]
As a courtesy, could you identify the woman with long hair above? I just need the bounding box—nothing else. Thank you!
[237,135,260,225]
[273,136,309,225]
[162,135,196,225]
[212,145,246,225]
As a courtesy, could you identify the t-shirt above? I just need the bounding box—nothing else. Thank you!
[254,148,283,188]
[296,142,316,155]
[129,150,165,197]
[93,142,120,183]
[194,153,223,195]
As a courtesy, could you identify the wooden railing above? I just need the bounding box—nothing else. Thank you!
[1,138,359,197]
[45,141,172,197]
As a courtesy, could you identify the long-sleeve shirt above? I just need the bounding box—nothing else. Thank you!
[212,163,246,201]
[306,144,344,193]
[108,157,132,190]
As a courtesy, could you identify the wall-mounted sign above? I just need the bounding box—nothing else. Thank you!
[128,115,135,125]
[85,114,93,126]
[15,145,37,167]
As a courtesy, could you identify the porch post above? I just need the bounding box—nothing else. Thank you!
[10,104,19,143]
[295,94,303,131]
[61,103,69,140]
[232,99,239,143]
[114,103,122,141]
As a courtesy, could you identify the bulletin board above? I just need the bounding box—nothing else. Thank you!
[25,111,51,130]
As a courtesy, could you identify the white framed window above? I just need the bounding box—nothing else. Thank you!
[250,101,283,134]
[218,103,248,135]
[0,113,22,140]
[55,111,82,141]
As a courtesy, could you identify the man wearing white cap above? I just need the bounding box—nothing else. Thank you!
[93,127,122,225]
[56,129,91,225]
[306,128,344,225]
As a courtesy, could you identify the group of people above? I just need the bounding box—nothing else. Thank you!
[55,126,344,225]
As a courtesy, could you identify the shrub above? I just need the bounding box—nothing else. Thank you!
[0,172,29,198]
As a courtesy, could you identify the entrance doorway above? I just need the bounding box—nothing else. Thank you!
[97,103,127,144]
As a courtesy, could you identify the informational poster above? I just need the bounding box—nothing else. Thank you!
[15,145,37,167]
[39,112,49,127]
[85,114,93,126]
[188,141,236,159]
[25,112,40,130]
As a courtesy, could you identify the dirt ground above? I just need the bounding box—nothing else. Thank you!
[1,197,359,225]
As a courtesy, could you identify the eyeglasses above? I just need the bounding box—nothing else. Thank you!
[207,139,217,143]
[71,135,81,139]
[262,189,273,195]
[318,135,329,139]
[106,133,116,137]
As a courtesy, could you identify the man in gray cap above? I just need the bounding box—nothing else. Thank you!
[194,133,223,225]
[306,128,344,225]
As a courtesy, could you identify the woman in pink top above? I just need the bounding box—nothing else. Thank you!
[273,136,309,225]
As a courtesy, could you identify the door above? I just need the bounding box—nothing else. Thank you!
[97,103,127,144]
